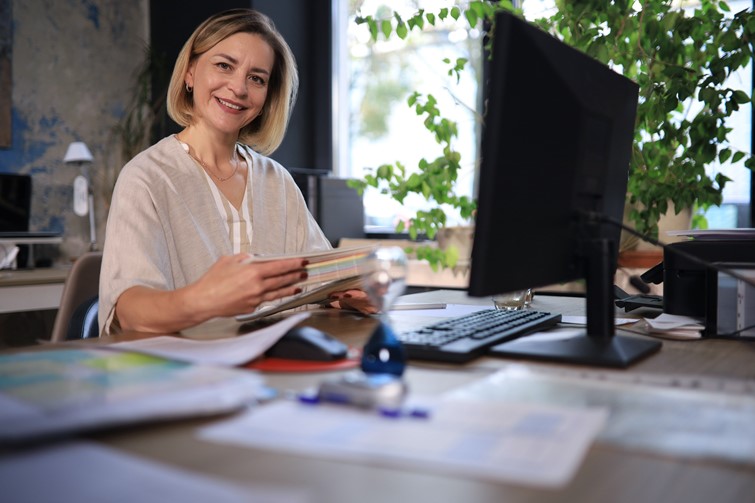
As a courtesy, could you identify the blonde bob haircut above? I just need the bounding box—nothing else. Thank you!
[167,9,298,155]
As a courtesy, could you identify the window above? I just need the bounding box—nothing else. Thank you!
[335,0,483,231]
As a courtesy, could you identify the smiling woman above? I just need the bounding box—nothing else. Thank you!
[98,9,375,337]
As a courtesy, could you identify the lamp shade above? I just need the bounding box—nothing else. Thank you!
[63,142,93,163]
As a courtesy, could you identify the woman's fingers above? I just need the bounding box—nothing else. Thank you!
[241,255,308,278]
[328,289,379,314]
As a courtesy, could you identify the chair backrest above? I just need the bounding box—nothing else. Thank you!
[50,251,102,342]
[66,295,100,340]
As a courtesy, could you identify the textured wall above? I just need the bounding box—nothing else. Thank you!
[0,0,148,260]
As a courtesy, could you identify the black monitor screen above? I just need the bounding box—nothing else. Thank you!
[0,174,32,232]
[468,12,660,367]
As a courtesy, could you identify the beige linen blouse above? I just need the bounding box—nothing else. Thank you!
[98,135,330,335]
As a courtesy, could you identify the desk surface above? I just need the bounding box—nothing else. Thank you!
[0,267,69,287]
[8,290,755,503]
[0,267,69,314]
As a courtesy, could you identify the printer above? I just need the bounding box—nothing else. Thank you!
[642,239,755,334]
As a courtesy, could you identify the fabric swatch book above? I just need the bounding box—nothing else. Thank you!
[0,347,265,443]
[236,244,378,322]
[247,244,378,287]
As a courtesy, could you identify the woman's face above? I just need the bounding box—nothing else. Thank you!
[186,32,274,136]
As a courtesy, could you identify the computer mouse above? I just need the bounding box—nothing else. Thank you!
[265,325,348,361]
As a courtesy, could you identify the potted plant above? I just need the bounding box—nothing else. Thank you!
[100,46,168,208]
[349,0,755,266]
[536,0,755,239]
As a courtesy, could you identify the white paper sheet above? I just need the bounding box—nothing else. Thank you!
[643,313,704,339]
[448,365,755,465]
[386,303,492,333]
[113,312,310,366]
[199,397,607,488]
[0,441,309,503]
[396,303,490,317]
[557,315,639,326]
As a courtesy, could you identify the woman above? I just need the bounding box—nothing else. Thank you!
[99,9,370,335]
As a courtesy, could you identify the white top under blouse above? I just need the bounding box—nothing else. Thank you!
[178,141,254,254]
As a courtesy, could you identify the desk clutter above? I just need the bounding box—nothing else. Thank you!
[1,311,606,489]
[0,347,266,443]
[1,290,754,502]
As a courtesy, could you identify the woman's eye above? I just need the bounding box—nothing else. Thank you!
[249,75,266,86]
[217,62,231,70]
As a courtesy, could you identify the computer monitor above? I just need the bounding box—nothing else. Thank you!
[0,173,32,232]
[468,12,661,367]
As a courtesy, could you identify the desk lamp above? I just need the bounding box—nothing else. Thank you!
[63,141,96,251]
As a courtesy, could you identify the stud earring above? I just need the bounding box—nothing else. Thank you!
[185,83,193,93]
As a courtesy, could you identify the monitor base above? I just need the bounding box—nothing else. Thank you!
[489,333,661,368]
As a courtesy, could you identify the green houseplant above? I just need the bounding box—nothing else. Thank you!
[349,0,755,267]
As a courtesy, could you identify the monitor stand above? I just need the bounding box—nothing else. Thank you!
[490,238,661,368]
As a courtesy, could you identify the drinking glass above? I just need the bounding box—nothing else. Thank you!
[492,290,528,311]
[359,247,408,376]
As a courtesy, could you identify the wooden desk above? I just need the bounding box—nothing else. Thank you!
[0,267,68,314]
[12,291,755,502]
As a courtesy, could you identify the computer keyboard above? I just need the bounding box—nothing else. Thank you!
[397,308,562,363]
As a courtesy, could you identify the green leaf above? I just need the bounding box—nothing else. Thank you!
[407,173,422,188]
[444,246,460,268]
[367,19,378,41]
[376,164,393,179]
[396,22,408,39]
[732,90,751,104]
[465,9,478,28]
[380,19,392,39]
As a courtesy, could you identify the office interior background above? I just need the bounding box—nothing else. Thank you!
[0,0,753,263]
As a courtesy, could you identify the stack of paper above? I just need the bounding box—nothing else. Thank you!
[0,347,266,443]
[644,313,705,339]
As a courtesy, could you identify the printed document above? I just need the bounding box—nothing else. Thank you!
[199,397,607,488]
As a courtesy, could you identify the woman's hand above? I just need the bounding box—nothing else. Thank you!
[116,254,308,333]
[327,289,379,315]
[187,254,308,318]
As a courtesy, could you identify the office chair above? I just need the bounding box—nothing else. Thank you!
[50,251,102,342]
[66,295,100,340]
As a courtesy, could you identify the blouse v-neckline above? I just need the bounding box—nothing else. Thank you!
[178,139,251,211]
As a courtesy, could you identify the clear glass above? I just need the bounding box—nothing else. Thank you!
[359,247,408,376]
[360,246,408,313]
[492,290,528,311]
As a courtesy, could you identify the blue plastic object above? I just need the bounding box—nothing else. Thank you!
[360,321,407,376]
